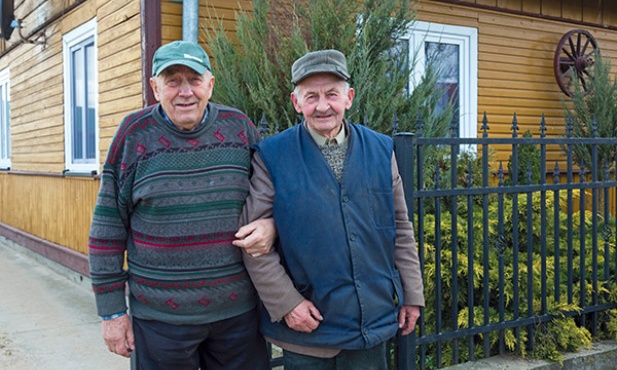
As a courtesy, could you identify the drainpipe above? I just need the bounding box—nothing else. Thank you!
[182,0,199,43]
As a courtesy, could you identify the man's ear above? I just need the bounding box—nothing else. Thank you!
[291,92,302,114]
[149,77,161,102]
[345,87,355,110]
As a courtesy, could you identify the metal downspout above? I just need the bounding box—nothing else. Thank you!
[182,0,199,43]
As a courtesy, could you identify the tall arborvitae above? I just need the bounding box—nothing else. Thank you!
[563,53,617,179]
[205,0,452,136]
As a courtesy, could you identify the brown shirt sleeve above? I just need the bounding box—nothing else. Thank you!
[392,154,425,307]
[240,152,305,322]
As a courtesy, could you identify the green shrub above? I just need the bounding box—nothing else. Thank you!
[204,0,452,137]
[418,185,617,367]
[562,53,617,179]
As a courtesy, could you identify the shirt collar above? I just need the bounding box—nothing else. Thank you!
[305,120,348,146]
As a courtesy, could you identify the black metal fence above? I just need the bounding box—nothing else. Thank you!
[263,112,617,369]
[391,113,617,369]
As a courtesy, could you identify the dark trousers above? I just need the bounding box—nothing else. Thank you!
[283,342,388,370]
[132,308,269,370]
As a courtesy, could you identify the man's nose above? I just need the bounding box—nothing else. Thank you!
[178,80,193,95]
[316,97,330,111]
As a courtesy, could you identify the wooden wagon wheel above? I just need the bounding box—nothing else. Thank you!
[554,29,599,97]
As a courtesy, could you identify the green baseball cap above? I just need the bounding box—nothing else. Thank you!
[291,49,350,85]
[152,41,212,76]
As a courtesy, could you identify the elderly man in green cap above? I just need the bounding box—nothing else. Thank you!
[240,49,425,369]
[88,40,273,369]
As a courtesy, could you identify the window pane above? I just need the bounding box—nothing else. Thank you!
[85,42,95,160]
[426,42,460,124]
[72,47,84,161]
[63,18,97,172]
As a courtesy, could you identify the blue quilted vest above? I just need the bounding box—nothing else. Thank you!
[254,123,403,349]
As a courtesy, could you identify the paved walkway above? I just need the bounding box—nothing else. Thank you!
[0,236,129,370]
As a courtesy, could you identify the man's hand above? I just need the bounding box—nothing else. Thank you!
[398,305,421,336]
[284,299,323,333]
[233,218,277,257]
[102,314,135,358]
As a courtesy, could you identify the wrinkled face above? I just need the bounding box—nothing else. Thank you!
[150,65,215,131]
[291,73,354,138]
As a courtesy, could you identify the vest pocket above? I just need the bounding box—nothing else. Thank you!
[369,188,396,229]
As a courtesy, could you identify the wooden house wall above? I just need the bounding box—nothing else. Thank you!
[442,0,617,26]
[416,0,617,164]
[161,0,253,47]
[0,0,141,255]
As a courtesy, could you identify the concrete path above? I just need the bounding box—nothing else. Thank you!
[0,237,129,370]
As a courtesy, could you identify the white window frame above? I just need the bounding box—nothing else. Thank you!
[63,18,99,174]
[0,68,9,169]
[404,21,478,147]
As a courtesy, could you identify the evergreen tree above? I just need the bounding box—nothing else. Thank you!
[205,0,452,137]
[563,53,617,179]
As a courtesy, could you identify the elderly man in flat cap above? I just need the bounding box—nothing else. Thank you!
[88,40,275,369]
[238,49,425,369]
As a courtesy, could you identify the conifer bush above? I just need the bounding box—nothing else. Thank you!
[562,53,617,179]
[205,0,452,136]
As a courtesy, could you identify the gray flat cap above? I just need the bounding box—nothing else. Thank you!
[291,49,350,85]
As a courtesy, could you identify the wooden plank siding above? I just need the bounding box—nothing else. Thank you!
[0,173,99,254]
[0,0,141,255]
[160,0,253,47]
[434,0,615,28]
[416,0,617,165]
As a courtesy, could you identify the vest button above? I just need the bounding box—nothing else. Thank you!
[342,196,349,203]
[350,234,356,241]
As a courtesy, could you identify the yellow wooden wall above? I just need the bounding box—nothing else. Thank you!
[161,0,253,47]
[417,0,617,165]
[9,0,142,173]
[0,0,142,254]
[0,173,100,254]
[454,0,617,25]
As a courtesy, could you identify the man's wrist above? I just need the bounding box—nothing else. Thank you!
[100,311,127,321]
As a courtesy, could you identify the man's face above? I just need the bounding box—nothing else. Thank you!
[150,65,215,131]
[291,73,354,138]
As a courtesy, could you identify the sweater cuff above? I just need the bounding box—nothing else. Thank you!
[267,290,305,323]
[100,311,127,320]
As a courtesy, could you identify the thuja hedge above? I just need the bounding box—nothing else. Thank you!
[416,171,617,367]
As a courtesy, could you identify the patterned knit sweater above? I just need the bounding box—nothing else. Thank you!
[88,103,260,325]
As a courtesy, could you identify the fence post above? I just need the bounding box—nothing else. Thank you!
[393,132,416,370]
[394,132,416,221]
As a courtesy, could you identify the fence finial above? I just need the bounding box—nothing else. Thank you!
[392,114,399,136]
[481,112,489,137]
[415,112,424,138]
[511,113,519,138]
[466,161,474,188]
[258,112,270,137]
[566,114,573,138]
[553,161,560,182]
[540,114,547,138]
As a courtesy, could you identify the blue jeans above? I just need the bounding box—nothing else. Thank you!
[132,308,269,370]
[283,342,388,370]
